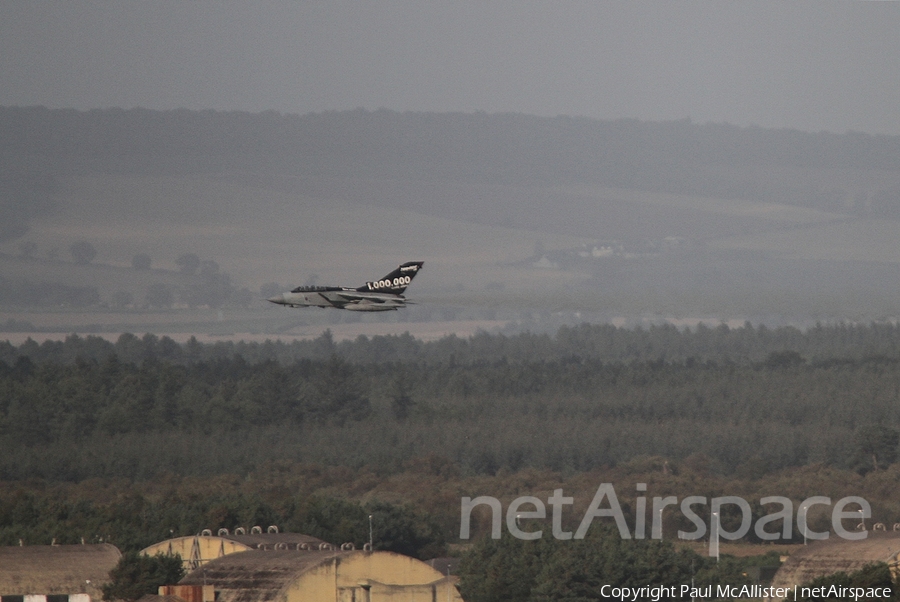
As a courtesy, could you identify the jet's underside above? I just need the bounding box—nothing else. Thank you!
[267,288,408,312]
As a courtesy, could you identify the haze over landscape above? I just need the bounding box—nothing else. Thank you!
[7,5,900,597]
[2,2,899,338]
[3,2,899,135]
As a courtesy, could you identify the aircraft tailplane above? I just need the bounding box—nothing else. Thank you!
[358,261,424,294]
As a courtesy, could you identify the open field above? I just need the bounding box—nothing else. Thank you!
[3,171,900,328]
[0,174,588,292]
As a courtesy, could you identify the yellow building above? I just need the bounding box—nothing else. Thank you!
[177,548,463,602]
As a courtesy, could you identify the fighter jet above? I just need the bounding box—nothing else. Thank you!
[267,261,424,312]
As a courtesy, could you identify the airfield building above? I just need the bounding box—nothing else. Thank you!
[0,543,121,602]
[140,530,327,572]
[2,533,463,602]
[177,548,463,602]
[766,531,900,601]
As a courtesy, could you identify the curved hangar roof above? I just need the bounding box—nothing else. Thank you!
[178,548,463,602]
[141,533,327,571]
[0,544,121,599]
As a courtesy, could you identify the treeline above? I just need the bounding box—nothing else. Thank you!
[2,106,899,224]
[461,527,760,602]
[460,529,900,602]
[2,323,900,480]
[0,486,444,559]
[6,456,900,557]
[7,321,900,366]
[0,352,895,479]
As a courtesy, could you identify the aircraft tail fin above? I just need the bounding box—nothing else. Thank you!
[358,261,424,294]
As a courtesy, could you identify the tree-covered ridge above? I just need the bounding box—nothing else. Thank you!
[461,536,900,602]
[3,106,899,179]
[1,323,900,481]
[459,525,781,602]
[0,484,445,559]
[2,106,899,228]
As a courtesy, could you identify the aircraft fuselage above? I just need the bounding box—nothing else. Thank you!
[266,262,423,312]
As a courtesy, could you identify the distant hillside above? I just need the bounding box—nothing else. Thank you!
[3,106,900,240]
[3,107,900,325]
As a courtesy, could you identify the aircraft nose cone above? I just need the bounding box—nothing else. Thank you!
[267,293,285,305]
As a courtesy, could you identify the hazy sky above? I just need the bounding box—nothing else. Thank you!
[2,1,898,135]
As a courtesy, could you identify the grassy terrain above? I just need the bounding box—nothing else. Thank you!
[1,174,588,292]
[3,171,900,332]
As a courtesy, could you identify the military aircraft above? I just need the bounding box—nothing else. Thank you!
[266,261,424,312]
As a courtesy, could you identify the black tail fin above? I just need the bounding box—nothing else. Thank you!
[358,261,424,294]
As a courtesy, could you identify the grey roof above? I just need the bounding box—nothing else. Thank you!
[179,549,349,602]
[0,544,121,598]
